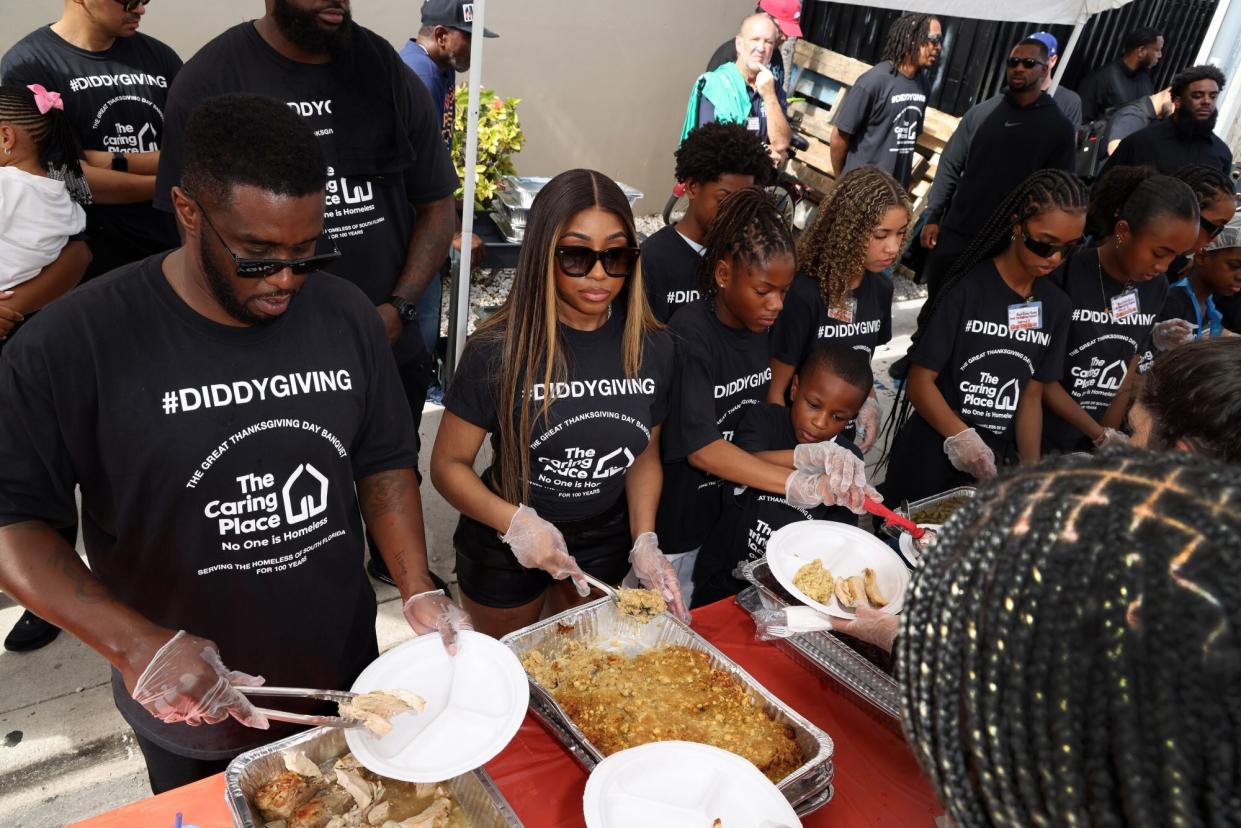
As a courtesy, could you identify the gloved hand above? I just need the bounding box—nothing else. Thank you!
[502,504,589,596]
[1152,318,1195,351]
[752,607,834,640]
[792,440,874,513]
[1092,427,1130,449]
[831,605,900,653]
[944,428,998,480]
[784,468,880,514]
[403,589,474,656]
[628,532,691,623]
[130,630,268,728]
[854,397,882,454]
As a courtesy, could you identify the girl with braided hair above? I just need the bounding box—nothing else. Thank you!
[768,166,908,452]
[879,169,1084,505]
[1042,166,1200,454]
[900,450,1241,827]
[658,187,877,604]
[1132,338,1241,463]
[0,83,91,344]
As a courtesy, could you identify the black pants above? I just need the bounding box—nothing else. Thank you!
[133,731,234,795]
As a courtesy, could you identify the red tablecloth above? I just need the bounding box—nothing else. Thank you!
[72,600,941,827]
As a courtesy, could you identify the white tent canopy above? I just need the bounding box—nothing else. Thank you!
[837,0,1135,25]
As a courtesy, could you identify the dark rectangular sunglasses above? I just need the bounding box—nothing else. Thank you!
[111,0,152,11]
[926,33,943,45]
[193,196,341,278]
[1021,224,1082,260]
[1201,216,1226,240]
[555,245,640,277]
[1007,57,1047,69]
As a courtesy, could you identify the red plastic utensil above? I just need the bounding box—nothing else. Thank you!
[863,496,926,540]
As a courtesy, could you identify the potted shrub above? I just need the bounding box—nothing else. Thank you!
[451,86,524,209]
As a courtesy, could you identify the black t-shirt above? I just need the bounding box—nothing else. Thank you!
[1,26,182,268]
[1103,117,1234,178]
[657,300,773,555]
[771,271,893,367]
[914,261,1071,441]
[832,61,930,186]
[1077,59,1154,122]
[0,253,418,759]
[641,225,704,324]
[1043,247,1169,450]
[154,22,456,358]
[445,310,674,523]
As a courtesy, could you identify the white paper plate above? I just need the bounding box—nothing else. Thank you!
[583,741,802,828]
[766,520,910,620]
[898,523,942,567]
[345,630,528,782]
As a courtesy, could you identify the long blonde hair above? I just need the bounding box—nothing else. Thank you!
[474,169,661,505]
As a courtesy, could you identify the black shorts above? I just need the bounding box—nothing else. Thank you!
[455,494,632,608]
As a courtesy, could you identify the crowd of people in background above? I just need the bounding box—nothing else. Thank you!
[0,0,1239,824]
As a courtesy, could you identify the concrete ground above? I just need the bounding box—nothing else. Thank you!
[0,293,923,827]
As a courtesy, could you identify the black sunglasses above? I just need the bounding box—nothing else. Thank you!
[1201,216,1226,240]
[925,33,943,45]
[192,197,340,278]
[555,246,640,278]
[1007,57,1047,69]
[111,0,151,11]
[1020,223,1081,260]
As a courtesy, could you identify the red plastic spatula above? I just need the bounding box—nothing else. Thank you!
[863,496,927,540]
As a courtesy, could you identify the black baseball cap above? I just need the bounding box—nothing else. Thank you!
[420,0,499,37]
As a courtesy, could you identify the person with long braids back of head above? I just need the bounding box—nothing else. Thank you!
[879,170,1084,506]
[432,169,688,637]
[1042,167,1200,454]
[768,166,907,452]
[1131,338,1241,463]
[659,188,877,605]
[899,450,1241,826]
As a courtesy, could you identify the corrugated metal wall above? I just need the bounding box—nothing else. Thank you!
[801,0,1220,116]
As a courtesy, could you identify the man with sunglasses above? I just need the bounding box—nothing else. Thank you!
[0,93,467,794]
[1,0,182,653]
[829,12,942,187]
[893,37,1075,381]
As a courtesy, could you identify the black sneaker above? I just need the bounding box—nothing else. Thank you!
[4,610,60,652]
[888,354,912,382]
[366,557,397,587]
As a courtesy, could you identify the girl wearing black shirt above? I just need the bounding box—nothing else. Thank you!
[432,170,686,636]
[658,188,875,598]
[881,170,1085,505]
[768,166,905,452]
[1042,168,1200,453]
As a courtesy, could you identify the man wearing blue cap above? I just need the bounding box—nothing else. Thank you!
[1027,31,1082,126]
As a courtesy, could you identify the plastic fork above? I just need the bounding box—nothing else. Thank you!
[235,685,362,728]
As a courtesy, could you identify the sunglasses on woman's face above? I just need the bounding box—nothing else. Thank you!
[1201,216,1227,240]
[1021,223,1081,260]
[555,245,640,278]
[1007,57,1047,69]
[111,0,152,11]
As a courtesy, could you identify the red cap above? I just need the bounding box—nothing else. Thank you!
[759,0,803,38]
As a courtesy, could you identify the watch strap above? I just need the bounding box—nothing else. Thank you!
[111,151,128,172]
[385,294,417,323]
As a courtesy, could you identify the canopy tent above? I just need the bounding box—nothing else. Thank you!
[821,0,1135,25]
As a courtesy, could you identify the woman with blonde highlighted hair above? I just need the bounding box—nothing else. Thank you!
[431,169,687,636]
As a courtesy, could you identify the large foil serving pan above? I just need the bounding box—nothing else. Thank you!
[225,726,523,827]
[883,486,977,540]
[501,175,643,208]
[739,558,902,725]
[500,597,834,815]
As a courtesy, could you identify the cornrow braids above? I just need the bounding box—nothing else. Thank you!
[1172,163,1235,213]
[880,14,935,71]
[1088,165,1199,239]
[898,450,1241,827]
[675,122,775,187]
[878,169,1087,468]
[0,84,89,206]
[797,165,909,317]
[697,186,794,298]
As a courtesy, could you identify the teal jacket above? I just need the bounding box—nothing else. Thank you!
[680,62,752,143]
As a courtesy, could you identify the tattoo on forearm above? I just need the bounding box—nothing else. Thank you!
[359,470,412,517]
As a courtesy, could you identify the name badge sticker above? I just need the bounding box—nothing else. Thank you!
[746,116,761,133]
[1110,288,1140,321]
[1007,301,1044,331]
[828,298,858,324]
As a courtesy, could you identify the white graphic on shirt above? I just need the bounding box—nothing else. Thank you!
[1097,359,1128,392]
[593,446,635,479]
[162,370,354,416]
[889,104,925,154]
[529,410,650,500]
[995,378,1021,412]
[283,463,330,524]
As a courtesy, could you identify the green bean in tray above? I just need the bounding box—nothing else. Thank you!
[911,495,971,525]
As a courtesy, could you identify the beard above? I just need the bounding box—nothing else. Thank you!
[1172,105,1219,138]
[271,0,353,54]
[199,231,289,326]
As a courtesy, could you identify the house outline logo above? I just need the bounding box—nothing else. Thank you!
[282,463,329,524]
[592,446,635,479]
[1098,359,1128,392]
[995,377,1020,412]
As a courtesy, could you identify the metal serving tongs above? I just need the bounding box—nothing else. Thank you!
[580,571,621,601]
[235,685,363,728]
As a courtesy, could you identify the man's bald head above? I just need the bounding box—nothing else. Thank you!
[735,13,778,72]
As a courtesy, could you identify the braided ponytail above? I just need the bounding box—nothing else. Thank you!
[0,84,90,206]
[697,186,794,297]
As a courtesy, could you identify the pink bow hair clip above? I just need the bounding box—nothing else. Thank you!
[27,84,64,115]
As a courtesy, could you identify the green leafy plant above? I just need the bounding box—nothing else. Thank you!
[451,85,524,209]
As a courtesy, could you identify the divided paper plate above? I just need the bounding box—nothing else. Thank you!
[583,741,802,828]
[766,520,910,620]
[345,630,528,782]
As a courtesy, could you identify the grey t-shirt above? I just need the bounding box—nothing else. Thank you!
[834,61,930,186]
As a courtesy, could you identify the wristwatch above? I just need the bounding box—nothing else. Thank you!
[110,151,128,172]
[385,294,418,324]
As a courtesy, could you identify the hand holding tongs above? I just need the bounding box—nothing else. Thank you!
[580,571,621,601]
[863,495,928,540]
[236,685,362,728]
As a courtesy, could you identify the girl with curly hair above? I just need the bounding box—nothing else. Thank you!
[767,166,908,451]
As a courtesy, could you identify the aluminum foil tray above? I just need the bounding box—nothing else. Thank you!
[883,486,977,539]
[225,726,523,827]
[738,558,902,723]
[501,175,644,208]
[489,210,523,244]
[494,188,529,230]
[500,597,835,815]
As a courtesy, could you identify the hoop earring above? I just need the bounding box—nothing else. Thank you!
[2,147,11,156]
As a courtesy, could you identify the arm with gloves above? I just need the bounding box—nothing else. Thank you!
[622,428,690,622]
[907,364,997,479]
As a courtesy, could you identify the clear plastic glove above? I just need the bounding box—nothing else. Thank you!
[784,468,880,515]
[792,440,874,513]
[944,428,998,480]
[628,532,691,623]
[1152,318,1194,351]
[502,504,589,596]
[831,605,900,653]
[402,589,474,656]
[130,630,268,728]
[752,606,834,640]
[854,397,882,454]
[1093,427,1130,449]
